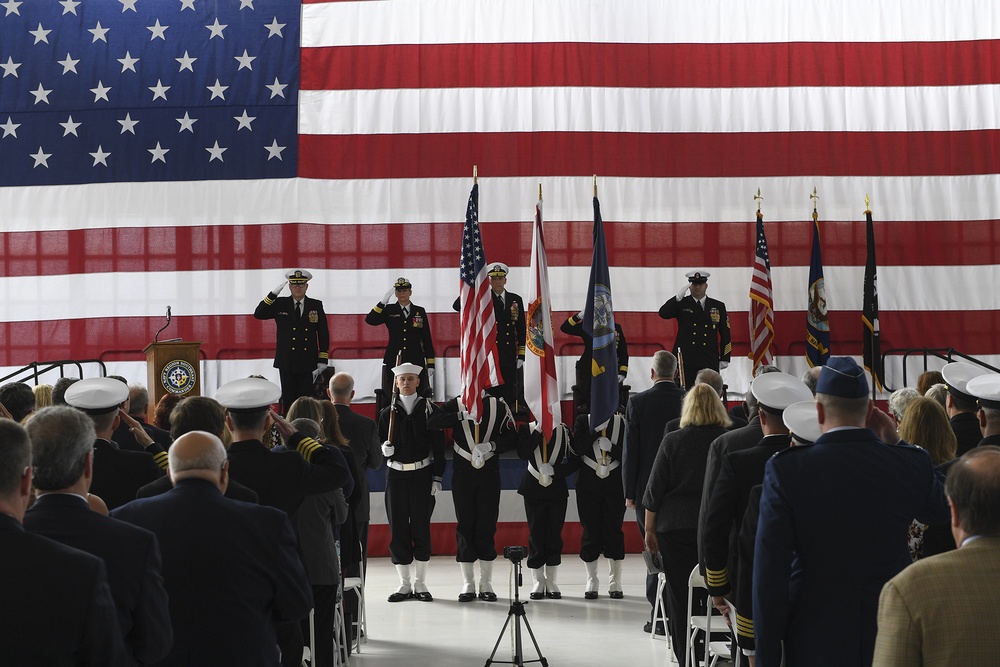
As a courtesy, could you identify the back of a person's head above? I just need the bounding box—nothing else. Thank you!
[694,368,724,396]
[168,431,227,479]
[801,366,823,396]
[917,370,945,397]
[170,396,226,440]
[128,385,150,417]
[51,377,80,406]
[329,372,355,400]
[0,419,31,498]
[888,387,920,422]
[0,382,36,423]
[898,396,957,464]
[153,393,183,431]
[946,446,1000,536]
[291,418,323,441]
[320,400,348,446]
[924,383,948,409]
[680,383,731,429]
[25,406,96,491]
[227,406,269,433]
[287,396,324,424]
[754,364,782,378]
[32,384,54,410]
[651,351,678,380]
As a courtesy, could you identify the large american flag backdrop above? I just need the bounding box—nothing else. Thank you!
[4,0,1000,550]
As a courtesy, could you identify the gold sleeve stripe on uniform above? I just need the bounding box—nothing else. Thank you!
[704,567,728,588]
[426,358,436,366]
[518,346,526,355]
[619,364,629,373]
[296,437,322,460]
[723,342,732,355]
[373,304,384,313]
[736,614,754,638]
[263,295,275,305]
[318,352,329,359]
[152,451,169,471]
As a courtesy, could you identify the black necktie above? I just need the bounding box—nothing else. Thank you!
[296,301,302,318]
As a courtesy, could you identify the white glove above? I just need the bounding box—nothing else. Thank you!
[539,463,555,477]
[596,436,613,453]
[576,311,585,321]
[272,280,287,296]
[538,474,553,488]
[473,442,493,458]
[381,288,396,305]
[381,441,394,457]
[312,362,328,382]
[431,480,442,496]
[517,359,524,369]
[618,373,626,384]
[719,361,729,370]
[676,284,689,301]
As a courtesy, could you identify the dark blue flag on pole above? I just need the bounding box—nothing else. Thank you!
[863,205,885,393]
[806,209,831,367]
[584,195,618,431]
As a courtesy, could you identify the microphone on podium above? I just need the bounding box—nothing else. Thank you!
[154,305,174,343]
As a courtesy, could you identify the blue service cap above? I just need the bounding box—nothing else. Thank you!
[815,357,870,399]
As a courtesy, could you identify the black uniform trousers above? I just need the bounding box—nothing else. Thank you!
[658,528,706,665]
[385,467,435,564]
[453,465,501,562]
[576,473,626,562]
[279,369,315,413]
[524,496,567,569]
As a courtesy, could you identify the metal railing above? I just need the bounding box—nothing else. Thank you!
[0,359,108,386]
[883,347,1000,391]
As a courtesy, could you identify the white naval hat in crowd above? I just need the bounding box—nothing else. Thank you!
[750,372,813,414]
[64,377,129,415]
[488,263,509,277]
[783,400,822,445]
[941,362,988,404]
[285,269,312,284]
[214,377,281,413]
[392,362,423,377]
[965,373,1000,410]
[685,270,710,284]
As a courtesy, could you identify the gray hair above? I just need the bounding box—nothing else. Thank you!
[754,364,782,378]
[801,367,823,396]
[695,369,724,396]
[946,446,1000,536]
[888,387,920,421]
[290,418,323,440]
[924,383,948,409]
[329,372,355,399]
[26,406,95,491]
[128,385,150,416]
[0,419,31,497]
[651,351,678,380]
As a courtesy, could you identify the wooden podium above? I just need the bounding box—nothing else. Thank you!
[143,341,202,423]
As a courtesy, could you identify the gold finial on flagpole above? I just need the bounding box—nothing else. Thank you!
[594,174,598,198]
[473,165,477,184]
[865,193,871,215]
[754,188,763,213]
[538,183,542,200]
[810,187,820,222]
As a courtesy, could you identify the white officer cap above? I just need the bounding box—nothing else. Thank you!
[214,377,281,413]
[392,362,423,377]
[488,263,509,278]
[686,270,710,284]
[750,372,813,414]
[64,377,129,415]
[941,362,988,404]
[783,400,822,445]
[966,373,1000,410]
[285,269,312,284]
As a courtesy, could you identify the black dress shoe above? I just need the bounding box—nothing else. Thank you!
[584,591,598,600]
[529,591,544,600]
[478,591,498,602]
[414,591,433,602]
[545,591,561,599]
[387,591,412,603]
[643,621,653,633]
[458,592,476,602]
[609,590,624,599]
[642,621,666,635]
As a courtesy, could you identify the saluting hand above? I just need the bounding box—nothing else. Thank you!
[272,280,287,296]
[118,409,154,448]
[270,410,298,440]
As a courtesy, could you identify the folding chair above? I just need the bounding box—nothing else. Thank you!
[343,567,367,653]
[684,565,727,667]
[708,598,740,667]
[650,571,671,649]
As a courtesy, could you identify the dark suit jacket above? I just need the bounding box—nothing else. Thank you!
[453,290,526,367]
[91,439,165,511]
[365,301,436,367]
[334,402,382,523]
[950,411,982,456]
[0,513,127,666]
[112,479,313,667]
[137,474,259,503]
[113,420,172,452]
[702,434,790,597]
[227,432,350,515]
[735,484,762,651]
[753,428,950,667]
[24,493,172,666]
[254,294,330,373]
[623,380,685,504]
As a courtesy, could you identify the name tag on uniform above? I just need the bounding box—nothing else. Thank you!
[308,310,319,323]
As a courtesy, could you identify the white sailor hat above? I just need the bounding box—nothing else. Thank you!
[392,362,423,377]
[686,270,710,284]
[488,263,509,278]
[965,373,1000,410]
[64,377,129,415]
[941,362,987,404]
[285,269,312,284]
[214,377,281,413]
[750,372,813,414]
[783,400,822,445]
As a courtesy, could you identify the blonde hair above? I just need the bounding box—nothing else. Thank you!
[898,396,957,464]
[33,384,54,409]
[679,384,732,429]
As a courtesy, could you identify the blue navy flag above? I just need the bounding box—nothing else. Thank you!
[583,195,618,432]
[806,212,831,367]
[863,208,884,393]
[0,0,299,186]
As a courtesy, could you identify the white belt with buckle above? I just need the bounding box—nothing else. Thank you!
[387,456,432,472]
[454,443,494,464]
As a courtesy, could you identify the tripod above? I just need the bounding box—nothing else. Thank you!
[485,558,548,667]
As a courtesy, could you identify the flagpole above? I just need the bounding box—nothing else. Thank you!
[865,193,875,400]
[473,164,477,185]
[594,174,598,198]
[538,182,548,463]
[473,163,480,443]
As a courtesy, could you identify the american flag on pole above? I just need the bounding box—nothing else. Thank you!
[458,182,501,421]
[748,210,775,373]
[524,194,561,435]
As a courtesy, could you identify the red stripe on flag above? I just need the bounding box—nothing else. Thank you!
[299,130,1000,180]
[302,40,1000,90]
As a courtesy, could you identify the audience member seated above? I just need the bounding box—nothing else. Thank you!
[916,370,945,396]
[0,382,35,423]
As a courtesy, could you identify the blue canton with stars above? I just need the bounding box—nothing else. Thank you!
[0,0,299,186]
[460,183,484,286]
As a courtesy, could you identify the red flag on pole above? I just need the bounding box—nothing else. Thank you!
[524,192,561,435]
